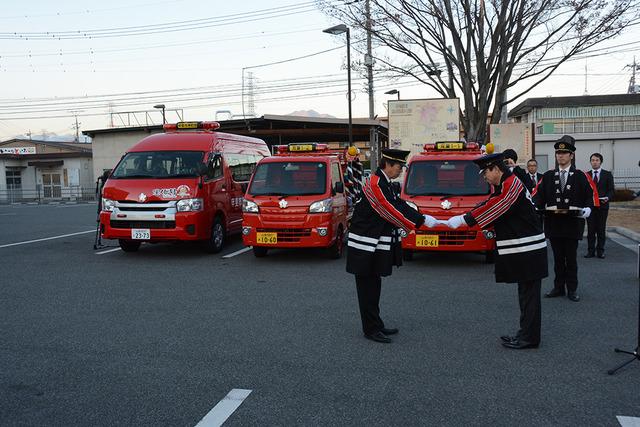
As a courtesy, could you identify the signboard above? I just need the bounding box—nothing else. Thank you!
[488,123,535,164]
[388,98,460,159]
[0,146,36,155]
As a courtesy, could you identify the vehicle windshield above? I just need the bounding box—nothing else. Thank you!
[110,151,205,179]
[248,161,327,196]
[405,160,490,196]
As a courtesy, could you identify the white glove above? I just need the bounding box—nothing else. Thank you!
[423,214,438,228]
[446,215,466,229]
[579,207,591,219]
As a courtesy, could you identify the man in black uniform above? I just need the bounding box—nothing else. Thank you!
[346,148,435,343]
[585,152,615,259]
[445,152,548,349]
[532,135,597,302]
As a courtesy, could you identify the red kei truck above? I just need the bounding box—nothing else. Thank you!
[99,121,270,253]
[400,141,497,263]
[241,143,350,259]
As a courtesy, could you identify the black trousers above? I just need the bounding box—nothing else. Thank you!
[355,274,385,335]
[517,280,541,344]
[587,208,609,254]
[549,238,579,293]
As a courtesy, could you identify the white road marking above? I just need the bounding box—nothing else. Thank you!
[0,230,94,249]
[617,416,640,426]
[221,247,252,258]
[95,248,121,255]
[194,388,252,427]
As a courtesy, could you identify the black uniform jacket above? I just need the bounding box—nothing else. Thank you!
[510,166,541,193]
[464,172,548,284]
[346,169,424,277]
[589,169,615,210]
[532,166,598,239]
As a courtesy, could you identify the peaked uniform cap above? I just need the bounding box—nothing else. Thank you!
[554,135,576,153]
[381,148,411,164]
[473,152,505,174]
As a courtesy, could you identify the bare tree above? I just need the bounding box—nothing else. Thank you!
[318,0,640,141]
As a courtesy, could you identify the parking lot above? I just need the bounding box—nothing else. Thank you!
[1,203,639,426]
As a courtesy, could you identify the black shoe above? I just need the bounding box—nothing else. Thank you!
[584,252,595,258]
[364,331,392,343]
[597,253,605,259]
[500,335,518,343]
[381,327,399,335]
[502,339,539,349]
[544,289,566,298]
[567,292,580,302]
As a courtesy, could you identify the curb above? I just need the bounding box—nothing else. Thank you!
[608,226,640,243]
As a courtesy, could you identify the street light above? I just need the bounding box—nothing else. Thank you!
[323,24,352,147]
[154,104,166,124]
[385,89,400,100]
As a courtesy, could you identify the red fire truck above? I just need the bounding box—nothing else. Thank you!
[99,121,270,253]
[400,141,496,262]
[242,143,350,258]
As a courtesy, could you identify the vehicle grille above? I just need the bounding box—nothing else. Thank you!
[416,230,477,246]
[110,220,176,229]
[257,228,312,243]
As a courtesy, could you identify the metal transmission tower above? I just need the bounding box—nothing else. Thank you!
[627,57,640,94]
[246,71,257,117]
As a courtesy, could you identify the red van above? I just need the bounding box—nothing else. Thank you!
[100,121,270,253]
[241,143,349,258]
[400,141,496,262]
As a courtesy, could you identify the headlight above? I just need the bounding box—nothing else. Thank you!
[405,200,419,212]
[309,198,333,213]
[242,199,259,213]
[176,198,204,212]
[102,198,116,212]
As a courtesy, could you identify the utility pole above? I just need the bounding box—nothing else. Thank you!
[70,112,81,142]
[627,56,640,94]
[365,0,377,170]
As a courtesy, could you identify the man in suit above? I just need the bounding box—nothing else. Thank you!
[585,153,615,259]
[445,152,548,349]
[532,135,597,302]
[346,148,437,343]
[525,159,543,193]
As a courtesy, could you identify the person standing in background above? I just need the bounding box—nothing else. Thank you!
[585,153,615,259]
[525,159,543,193]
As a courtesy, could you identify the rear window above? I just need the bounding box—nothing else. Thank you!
[248,161,327,196]
[405,160,490,196]
[111,151,204,179]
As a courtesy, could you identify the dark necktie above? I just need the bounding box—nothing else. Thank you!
[593,170,599,184]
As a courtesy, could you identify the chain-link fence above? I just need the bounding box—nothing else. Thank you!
[0,185,97,205]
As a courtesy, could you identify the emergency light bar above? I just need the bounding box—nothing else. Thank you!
[163,121,221,131]
[424,141,479,151]
[273,143,328,154]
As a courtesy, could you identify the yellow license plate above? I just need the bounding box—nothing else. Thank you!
[256,232,278,244]
[416,235,439,247]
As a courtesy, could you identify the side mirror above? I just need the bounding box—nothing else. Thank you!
[196,163,209,176]
[334,181,344,194]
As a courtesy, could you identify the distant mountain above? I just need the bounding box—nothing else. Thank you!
[287,110,336,118]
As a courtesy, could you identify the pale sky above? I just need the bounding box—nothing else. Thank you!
[0,0,638,141]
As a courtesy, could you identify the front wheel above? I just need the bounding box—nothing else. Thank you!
[327,227,344,259]
[119,239,141,252]
[253,246,268,257]
[202,216,225,253]
[485,250,495,264]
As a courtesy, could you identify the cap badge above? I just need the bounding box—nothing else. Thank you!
[559,143,566,149]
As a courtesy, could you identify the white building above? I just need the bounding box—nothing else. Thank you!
[0,139,93,204]
[508,94,640,189]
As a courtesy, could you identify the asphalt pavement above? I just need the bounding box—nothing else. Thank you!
[0,204,638,426]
